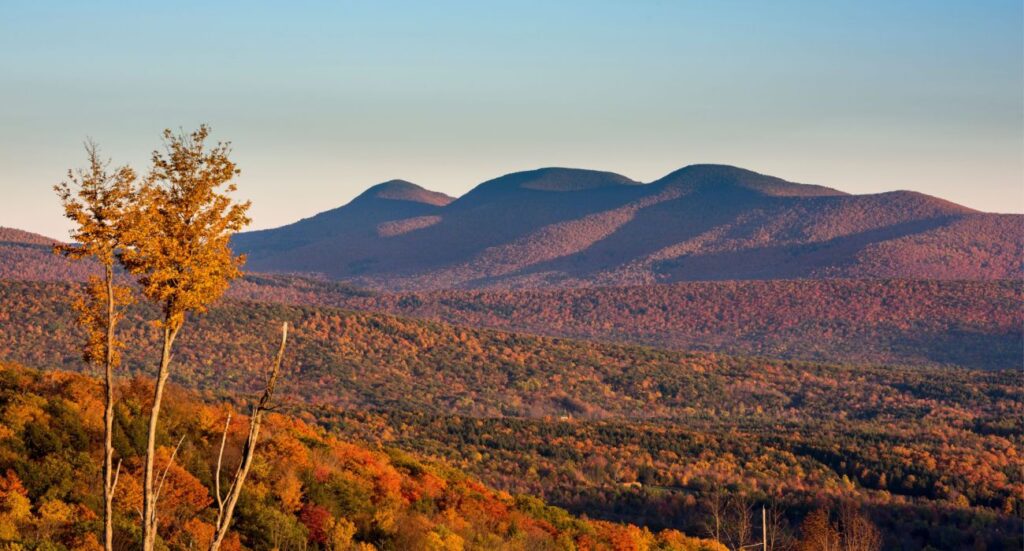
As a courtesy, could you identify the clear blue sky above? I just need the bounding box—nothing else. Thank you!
[2,0,1021,238]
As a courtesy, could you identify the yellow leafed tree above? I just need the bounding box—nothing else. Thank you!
[54,141,136,551]
[118,125,250,551]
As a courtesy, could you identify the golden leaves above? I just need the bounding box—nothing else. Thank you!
[72,276,133,368]
[54,140,136,267]
[56,125,252,334]
[119,125,251,326]
[55,141,136,369]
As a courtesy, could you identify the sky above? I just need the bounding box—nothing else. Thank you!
[2,0,1022,239]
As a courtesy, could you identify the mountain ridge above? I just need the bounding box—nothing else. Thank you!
[0,226,58,246]
[231,164,1021,289]
[650,163,849,197]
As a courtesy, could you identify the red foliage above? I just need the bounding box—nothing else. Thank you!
[299,503,332,544]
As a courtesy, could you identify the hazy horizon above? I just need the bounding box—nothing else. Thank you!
[3,0,1022,239]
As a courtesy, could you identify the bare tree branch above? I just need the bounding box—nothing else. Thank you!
[209,322,288,551]
[214,413,232,513]
[111,459,122,494]
[150,434,186,531]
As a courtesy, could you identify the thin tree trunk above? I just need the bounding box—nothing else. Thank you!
[141,321,180,551]
[214,413,231,517]
[209,322,288,551]
[103,264,116,551]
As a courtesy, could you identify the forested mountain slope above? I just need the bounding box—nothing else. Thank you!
[3,232,1017,370]
[230,165,1023,289]
[229,276,1023,370]
[0,226,97,282]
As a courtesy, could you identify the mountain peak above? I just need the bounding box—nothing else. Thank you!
[654,164,847,197]
[464,167,640,196]
[355,180,454,206]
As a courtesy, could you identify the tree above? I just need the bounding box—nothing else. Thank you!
[0,470,32,541]
[837,503,881,551]
[798,508,840,551]
[209,322,288,551]
[119,125,250,550]
[724,494,754,551]
[54,141,136,551]
[764,499,794,551]
[703,484,727,545]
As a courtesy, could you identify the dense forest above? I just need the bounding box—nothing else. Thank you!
[0,280,1019,549]
[324,412,1020,550]
[228,276,1023,370]
[0,362,730,550]
[2,234,1018,371]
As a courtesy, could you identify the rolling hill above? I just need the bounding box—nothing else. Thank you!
[0,226,98,282]
[231,165,1023,289]
[228,276,1024,370]
[0,236,1017,370]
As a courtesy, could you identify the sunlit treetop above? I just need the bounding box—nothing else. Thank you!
[120,125,251,328]
[53,140,136,266]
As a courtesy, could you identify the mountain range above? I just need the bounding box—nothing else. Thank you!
[232,164,1022,289]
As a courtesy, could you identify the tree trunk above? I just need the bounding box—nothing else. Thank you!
[141,321,180,551]
[103,264,115,551]
[209,322,288,551]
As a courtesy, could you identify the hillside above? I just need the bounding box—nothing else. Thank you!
[229,276,1023,370]
[0,227,57,246]
[230,165,1022,289]
[232,180,454,269]
[0,362,721,550]
[2,235,1017,371]
[0,280,1020,548]
[0,226,99,282]
[2,280,1021,419]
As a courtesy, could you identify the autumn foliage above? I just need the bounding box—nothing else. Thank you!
[1,234,1019,370]
[0,362,724,550]
[119,126,251,328]
[0,280,1019,548]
